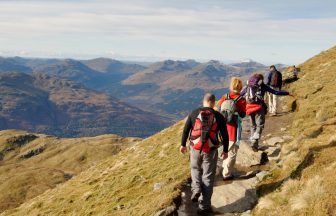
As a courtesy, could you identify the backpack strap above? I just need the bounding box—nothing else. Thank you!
[233,95,243,103]
[226,93,230,100]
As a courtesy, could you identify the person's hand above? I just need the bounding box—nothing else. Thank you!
[180,146,187,154]
[221,152,228,160]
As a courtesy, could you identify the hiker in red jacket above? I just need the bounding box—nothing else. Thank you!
[180,93,229,215]
[241,73,292,151]
[217,77,246,181]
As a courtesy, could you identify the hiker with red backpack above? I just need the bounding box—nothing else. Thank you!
[217,77,246,181]
[180,93,229,215]
[241,73,292,151]
[266,65,283,116]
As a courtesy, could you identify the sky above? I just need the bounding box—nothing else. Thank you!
[0,0,336,64]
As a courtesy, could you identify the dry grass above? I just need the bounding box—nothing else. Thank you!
[1,121,189,216]
[255,46,336,216]
[0,130,139,213]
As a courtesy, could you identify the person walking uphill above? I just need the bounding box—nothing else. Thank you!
[180,93,229,215]
[217,77,246,181]
[266,65,283,116]
[241,73,291,151]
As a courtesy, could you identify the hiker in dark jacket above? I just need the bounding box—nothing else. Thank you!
[266,65,283,116]
[241,73,291,151]
[180,93,229,215]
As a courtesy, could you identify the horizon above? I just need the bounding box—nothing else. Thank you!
[0,0,336,65]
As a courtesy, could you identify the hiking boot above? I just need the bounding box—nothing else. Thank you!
[191,192,201,203]
[197,208,213,215]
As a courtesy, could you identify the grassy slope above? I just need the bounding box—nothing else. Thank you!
[0,130,140,213]
[2,121,189,216]
[255,46,336,215]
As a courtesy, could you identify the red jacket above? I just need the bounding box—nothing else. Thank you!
[218,92,246,142]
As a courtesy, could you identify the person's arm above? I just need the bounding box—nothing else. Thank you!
[216,96,225,111]
[181,113,193,147]
[216,113,229,153]
[240,86,247,96]
[263,84,289,96]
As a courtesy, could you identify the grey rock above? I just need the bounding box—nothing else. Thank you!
[212,177,258,213]
[236,141,264,167]
[241,210,252,216]
[256,171,269,181]
[265,146,281,157]
[153,182,163,190]
[154,205,176,216]
[283,135,294,141]
[266,137,284,146]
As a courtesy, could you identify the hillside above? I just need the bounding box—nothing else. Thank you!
[0,130,141,213]
[1,121,189,216]
[254,45,336,215]
[0,72,169,138]
[2,46,335,216]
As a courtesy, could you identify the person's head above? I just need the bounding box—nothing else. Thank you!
[203,93,216,108]
[270,65,276,71]
[230,77,243,93]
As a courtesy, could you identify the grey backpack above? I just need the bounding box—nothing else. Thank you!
[220,93,242,124]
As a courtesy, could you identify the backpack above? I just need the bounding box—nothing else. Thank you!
[246,74,263,104]
[190,109,218,152]
[270,71,281,87]
[220,93,242,124]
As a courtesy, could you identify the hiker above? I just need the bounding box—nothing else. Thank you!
[217,77,246,181]
[241,73,291,151]
[293,65,300,79]
[266,65,283,116]
[180,93,229,215]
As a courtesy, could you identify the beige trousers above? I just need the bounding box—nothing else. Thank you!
[222,141,239,178]
[268,87,279,114]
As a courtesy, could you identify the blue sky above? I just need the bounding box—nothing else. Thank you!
[0,0,335,64]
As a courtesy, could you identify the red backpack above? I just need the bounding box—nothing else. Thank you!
[190,109,218,153]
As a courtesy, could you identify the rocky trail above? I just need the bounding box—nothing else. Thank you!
[176,103,294,216]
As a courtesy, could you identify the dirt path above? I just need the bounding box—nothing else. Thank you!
[177,100,293,216]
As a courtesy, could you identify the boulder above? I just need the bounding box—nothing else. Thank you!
[265,137,284,146]
[236,141,264,167]
[211,177,258,213]
[154,206,176,216]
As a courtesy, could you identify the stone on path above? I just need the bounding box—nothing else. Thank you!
[211,177,258,214]
[265,137,284,146]
[236,141,264,167]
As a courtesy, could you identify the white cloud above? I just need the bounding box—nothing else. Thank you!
[0,0,335,63]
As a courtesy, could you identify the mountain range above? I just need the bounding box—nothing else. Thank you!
[0,72,168,138]
[0,56,280,137]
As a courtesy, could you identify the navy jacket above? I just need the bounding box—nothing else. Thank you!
[267,70,283,90]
